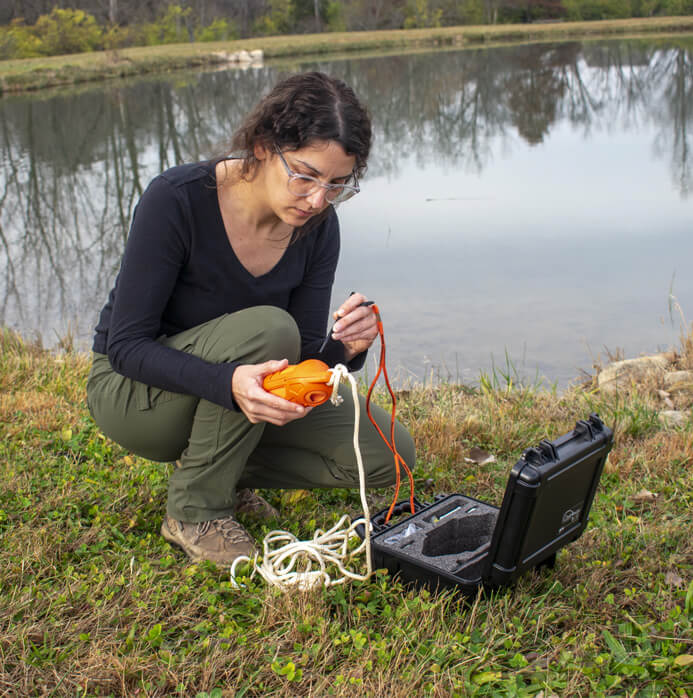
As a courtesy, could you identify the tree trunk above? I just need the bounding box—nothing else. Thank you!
[314,0,320,31]
[239,0,249,37]
[109,0,117,24]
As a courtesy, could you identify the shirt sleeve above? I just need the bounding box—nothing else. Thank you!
[291,211,367,373]
[105,175,239,410]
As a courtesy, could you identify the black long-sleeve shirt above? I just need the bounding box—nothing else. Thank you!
[93,161,364,411]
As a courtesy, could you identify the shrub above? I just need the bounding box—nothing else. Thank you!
[325,0,347,31]
[0,19,43,59]
[253,0,296,36]
[458,0,485,25]
[404,0,444,28]
[139,5,192,46]
[33,8,102,56]
[194,17,238,42]
[102,23,134,50]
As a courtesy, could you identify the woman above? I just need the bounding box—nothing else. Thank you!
[87,71,416,566]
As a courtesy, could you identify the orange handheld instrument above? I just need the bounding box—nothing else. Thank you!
[262,359,333,407]
[265,303,416,524]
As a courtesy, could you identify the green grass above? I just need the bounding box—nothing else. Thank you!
[2,16,693,94]
[1,326,692,695]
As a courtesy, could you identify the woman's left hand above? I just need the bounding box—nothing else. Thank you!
[330,292,378,361]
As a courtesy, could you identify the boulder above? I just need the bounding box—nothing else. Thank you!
[598,354,673,394]
[249,49,264,63]
[658,410,689,428]
[663,370,693,389]
[663,370,693,409]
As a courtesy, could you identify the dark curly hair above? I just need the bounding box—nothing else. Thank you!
[230,71,372,180]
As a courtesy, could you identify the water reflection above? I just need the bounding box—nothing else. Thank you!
[1,39,692,385]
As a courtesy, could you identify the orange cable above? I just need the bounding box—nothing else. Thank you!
[364,304,416,523]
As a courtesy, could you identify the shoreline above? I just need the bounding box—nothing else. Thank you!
[2,16,693,94]
[2,326,691,406]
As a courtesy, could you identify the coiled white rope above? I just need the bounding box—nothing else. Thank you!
[230,364,372,591]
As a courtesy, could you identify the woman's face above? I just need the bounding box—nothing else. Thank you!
[258,140,356,227]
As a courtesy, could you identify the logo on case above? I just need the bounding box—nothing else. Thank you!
[558,501,583,534]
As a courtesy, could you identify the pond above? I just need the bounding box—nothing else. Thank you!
[1,37,692,388]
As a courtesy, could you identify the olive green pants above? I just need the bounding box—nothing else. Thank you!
[86,307,415,523]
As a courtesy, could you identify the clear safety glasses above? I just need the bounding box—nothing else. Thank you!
[276,148,360,204]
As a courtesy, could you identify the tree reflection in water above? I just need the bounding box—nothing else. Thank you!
[0,39,691,382]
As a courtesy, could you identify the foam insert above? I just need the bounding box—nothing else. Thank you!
[375,495,498,576]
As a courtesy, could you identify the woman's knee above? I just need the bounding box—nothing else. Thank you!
[257,306,301,363]
[209,307,301,364]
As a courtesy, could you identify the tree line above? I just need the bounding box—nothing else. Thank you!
[1,0,692,60]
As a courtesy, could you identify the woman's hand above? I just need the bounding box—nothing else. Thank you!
[232,359,312,425]
[330,292,378,361]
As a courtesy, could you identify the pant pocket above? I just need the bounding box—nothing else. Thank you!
[135,381,187,411]
[135,381,151,411]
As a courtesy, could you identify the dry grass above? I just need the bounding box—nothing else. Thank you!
[680,326,693,371]
[0,326,691,695]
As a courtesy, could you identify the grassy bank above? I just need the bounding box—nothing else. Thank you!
[1,327,691,695]
[2,16,693,94]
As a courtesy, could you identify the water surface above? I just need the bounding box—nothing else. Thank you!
[1,38,692,386]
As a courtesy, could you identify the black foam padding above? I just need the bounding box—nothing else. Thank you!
[378,495,498,574]
[422,513,496,556]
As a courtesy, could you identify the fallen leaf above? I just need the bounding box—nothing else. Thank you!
[281,489,311,506]
[631,489,658,503]
[464,446,496,465]
[665,570,685,588]
[471,670,501,685]
[673,654,693,667]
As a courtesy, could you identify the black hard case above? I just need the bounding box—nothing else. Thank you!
[369,414,614,593]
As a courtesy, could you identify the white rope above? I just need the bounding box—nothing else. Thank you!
[230,364,372,591]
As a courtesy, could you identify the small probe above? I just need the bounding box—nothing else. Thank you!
[319,300,375,353]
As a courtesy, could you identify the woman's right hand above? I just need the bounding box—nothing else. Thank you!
[232,359,312,426]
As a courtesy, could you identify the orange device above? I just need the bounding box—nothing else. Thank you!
[262,359,333,407]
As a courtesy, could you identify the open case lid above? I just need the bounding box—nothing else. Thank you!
[483,413,614,586]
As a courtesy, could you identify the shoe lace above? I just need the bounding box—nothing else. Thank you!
[195,517,251,545]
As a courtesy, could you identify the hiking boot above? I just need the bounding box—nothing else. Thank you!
[161,514,257,565]
[235,489,279,521]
